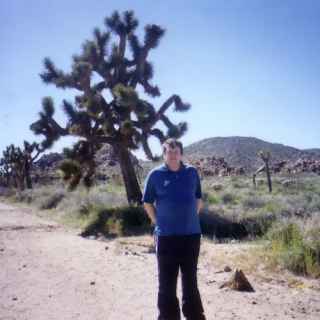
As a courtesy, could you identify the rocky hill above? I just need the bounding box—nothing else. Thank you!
[184,136,320,172]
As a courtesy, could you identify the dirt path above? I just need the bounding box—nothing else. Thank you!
[0,202,319,320]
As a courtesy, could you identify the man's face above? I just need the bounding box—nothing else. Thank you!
[163,145,182,166]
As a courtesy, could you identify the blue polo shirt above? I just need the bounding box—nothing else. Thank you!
[142,162,202,236]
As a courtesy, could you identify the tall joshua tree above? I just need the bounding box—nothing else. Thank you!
[30,10,190,204]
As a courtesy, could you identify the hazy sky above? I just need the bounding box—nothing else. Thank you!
[1,0,320,159]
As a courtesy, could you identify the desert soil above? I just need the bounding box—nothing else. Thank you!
[0,202,320,320]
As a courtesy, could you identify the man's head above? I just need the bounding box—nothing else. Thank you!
[162,138,183,169]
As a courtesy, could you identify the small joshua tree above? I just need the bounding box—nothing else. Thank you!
[30,10,191,203]
[1,145,25,190]
[0,156,10,187]
[253,150,272,193]
[0,142,42,190]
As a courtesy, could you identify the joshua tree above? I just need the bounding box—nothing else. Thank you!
[0,157,10,187]
[253,150,272,193]
[0,142,42,190]
[30,10,190,204]
[22,141,42,189]
[1,145,25,190]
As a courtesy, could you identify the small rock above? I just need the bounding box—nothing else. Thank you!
[219,269,255,292]
[300,307,306,314]
[252,301,257,305]
[12,296,18,301]
[22,264,27,268]
[206,280,216,285]
[224,266,232,272]
[105,246,109,250]
[90,281,95,285]
[0,248,4,252]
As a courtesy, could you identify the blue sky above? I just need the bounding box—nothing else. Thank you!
[1,0,320,159]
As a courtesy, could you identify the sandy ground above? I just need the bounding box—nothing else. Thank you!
[0,202,320,320]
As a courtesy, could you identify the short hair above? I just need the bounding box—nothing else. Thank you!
[162,138,183,155]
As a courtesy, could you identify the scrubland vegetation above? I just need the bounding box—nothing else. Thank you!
[1,171,319,278]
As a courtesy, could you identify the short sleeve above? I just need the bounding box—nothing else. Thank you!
[142,171,156,204]
[194,169,202,199]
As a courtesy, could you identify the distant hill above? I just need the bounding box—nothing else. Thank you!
[184,136,320,171]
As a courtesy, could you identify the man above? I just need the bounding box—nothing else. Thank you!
[143,138,206,320]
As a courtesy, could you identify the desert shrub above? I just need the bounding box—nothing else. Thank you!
[210,183,223,191]
[231,178,249,189]
[267,222,320,277]
[0,187,15,198]
[200,208,248,240]
[202,192,219,205]
[13,189,34,203]
[240,211,276,237]
[39,192,65,210]
[81,205,150,237]
[56,186,126,216]
[263,201,283,215]
[242,195,266,209]
[221,192,236,204]
[308,194,320,212]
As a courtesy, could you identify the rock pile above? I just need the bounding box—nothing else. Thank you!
[271,158,320,175]
[187,156,245,177]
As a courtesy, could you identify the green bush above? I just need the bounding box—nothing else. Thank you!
[208,194,219,204]
[202,192,219,204]
[263,201,282,214]
[267,222,320,277]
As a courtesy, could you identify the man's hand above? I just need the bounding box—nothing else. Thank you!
[143,202,156,225]
[196,199,203,215]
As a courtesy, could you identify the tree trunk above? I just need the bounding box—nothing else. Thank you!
[252,165,265,189]
[25,161,33,189]
[265,162,272,193]
[14,173,24,191]
[114,145,142,204]
[252,174,256,189]
[5,172,10,187]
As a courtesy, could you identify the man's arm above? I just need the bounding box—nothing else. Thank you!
[196,198,203,215]
[143,202,156,225]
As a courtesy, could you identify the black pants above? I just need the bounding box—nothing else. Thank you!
[155,234,206,320]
